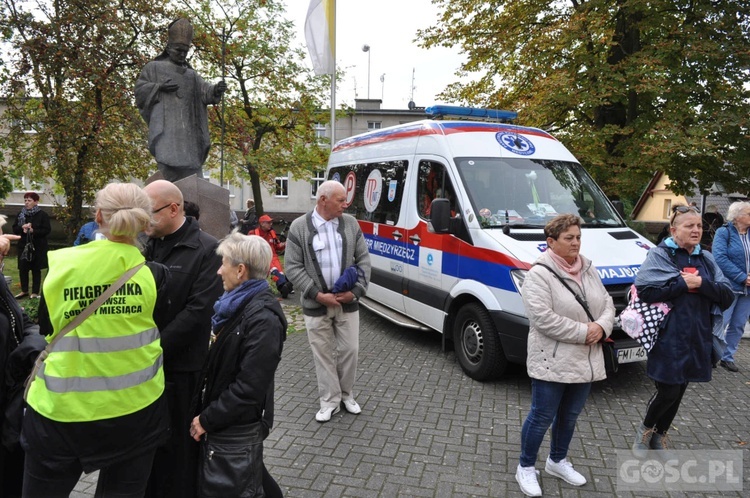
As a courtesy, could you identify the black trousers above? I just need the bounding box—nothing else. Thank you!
[643,381,689,434]
[22,446,156,498]
[145,370,201,498]
[1,443,24,498]
[18,267,41,294]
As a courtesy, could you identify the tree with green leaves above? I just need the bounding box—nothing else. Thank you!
[419,0,750,203]
[180,0,331,215]
[0,0,173,237]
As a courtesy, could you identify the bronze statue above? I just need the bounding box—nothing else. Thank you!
[135,19,226,182]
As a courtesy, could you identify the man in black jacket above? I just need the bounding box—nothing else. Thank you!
[142,180,223,498]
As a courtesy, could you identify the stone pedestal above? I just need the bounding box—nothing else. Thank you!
[146,172,230,241]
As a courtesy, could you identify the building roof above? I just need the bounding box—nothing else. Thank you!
[632,171,748,219]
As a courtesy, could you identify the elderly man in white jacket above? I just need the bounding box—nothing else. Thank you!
[515,214,615,497]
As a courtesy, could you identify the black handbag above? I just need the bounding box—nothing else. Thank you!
[535,263,619,374]
[197,422,265,498]
[20,234,34,263]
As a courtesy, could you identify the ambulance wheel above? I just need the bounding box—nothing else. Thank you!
[454,303,506,381]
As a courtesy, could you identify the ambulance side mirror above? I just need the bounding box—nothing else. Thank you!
[429,198,451,233]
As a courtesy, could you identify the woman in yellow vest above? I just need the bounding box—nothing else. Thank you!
[21,183,170,497]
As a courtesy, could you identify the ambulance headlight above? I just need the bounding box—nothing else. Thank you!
[510,269,528,291]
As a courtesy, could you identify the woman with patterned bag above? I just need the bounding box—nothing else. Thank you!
[632,204,733,455]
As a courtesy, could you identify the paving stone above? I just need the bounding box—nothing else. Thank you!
[69,302,750,497]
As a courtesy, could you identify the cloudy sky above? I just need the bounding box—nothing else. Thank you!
[282,0,467,110]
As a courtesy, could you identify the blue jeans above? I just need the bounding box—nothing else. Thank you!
[519,379,592,467]
[721,293,750,362]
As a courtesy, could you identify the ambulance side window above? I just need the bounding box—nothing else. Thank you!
[418,161,456,219]
[329,161,408,225]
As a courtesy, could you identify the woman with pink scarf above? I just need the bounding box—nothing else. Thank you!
[515,214,615,497]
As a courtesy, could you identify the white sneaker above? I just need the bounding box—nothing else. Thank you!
[515,464,542,497]
[342,398,361,414]
[545,456,586,486]
[315,406,340,423]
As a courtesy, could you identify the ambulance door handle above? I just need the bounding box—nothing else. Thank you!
[392,231,403,240]
[409,234,421,243]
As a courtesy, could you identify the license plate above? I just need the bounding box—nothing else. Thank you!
[617,346,647,364]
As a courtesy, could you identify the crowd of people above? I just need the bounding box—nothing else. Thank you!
[0,180,370,497]
[2,184,750,497]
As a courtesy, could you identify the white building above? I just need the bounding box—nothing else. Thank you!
[2,99,427,220]
[223,99,427,219]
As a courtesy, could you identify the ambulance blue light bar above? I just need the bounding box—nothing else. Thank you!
[425,105,518,121]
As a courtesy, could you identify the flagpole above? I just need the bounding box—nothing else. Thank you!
[220,26,226,187]
[329,1,336,150]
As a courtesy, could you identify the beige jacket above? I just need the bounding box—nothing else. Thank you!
[521,251,616,383]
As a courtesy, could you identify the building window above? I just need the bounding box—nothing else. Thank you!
[314,123,327,141]
[11,176,28,193]
[275,174,289,197]
[367,121,382,130]
[12,119,37,134]
[663,199,672,219]
[310,170,326,198]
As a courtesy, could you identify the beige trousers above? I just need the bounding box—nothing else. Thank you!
[304,307,360,409]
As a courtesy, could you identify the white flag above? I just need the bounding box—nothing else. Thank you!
[305,0,335,75]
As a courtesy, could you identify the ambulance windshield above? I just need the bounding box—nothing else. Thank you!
[456,157,623,228]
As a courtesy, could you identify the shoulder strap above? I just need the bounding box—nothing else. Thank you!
[535,263,595,322]
[46,262,146,351]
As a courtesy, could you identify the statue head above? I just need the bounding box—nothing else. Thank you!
[165,19,194,66]
[167,19,194,46]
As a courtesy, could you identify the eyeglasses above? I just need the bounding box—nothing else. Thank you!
[670,205,700,225]
[672,205,700,214]
[152,203,177,214]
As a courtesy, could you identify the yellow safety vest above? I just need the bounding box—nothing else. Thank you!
[26,240,164,422]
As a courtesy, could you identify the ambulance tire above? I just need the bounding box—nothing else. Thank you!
[453,303,506,381]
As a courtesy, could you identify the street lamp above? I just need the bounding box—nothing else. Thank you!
[362,44,370,99]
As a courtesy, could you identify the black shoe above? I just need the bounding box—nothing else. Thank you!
[279,282,292,299]
[720,360,739,372]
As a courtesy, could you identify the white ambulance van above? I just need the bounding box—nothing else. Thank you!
[326,105,652,380]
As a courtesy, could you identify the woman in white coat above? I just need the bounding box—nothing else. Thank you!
[515,214,615,497]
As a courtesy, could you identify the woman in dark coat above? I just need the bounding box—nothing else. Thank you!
[191,232,287,497]
[0,220,46,497]
[12,192,51,298]
[632,205,733,454]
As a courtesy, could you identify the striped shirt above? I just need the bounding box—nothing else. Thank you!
[311,208,342,290]
[741,232,750,285]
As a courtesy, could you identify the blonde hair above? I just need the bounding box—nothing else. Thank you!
[96,183,152,243]
[0,214,7,229]
[669,203,700,226]
[217,231,272,280]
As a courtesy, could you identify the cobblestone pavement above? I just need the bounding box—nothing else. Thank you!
[74,300,750,497]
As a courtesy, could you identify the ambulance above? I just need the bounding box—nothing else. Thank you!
[326,105,652,380]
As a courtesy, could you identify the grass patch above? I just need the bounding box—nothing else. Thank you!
[2,262,45,323]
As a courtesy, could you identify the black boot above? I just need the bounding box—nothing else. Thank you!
[649,431,670,450]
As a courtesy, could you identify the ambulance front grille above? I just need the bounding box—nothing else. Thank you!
[604,283,631,314]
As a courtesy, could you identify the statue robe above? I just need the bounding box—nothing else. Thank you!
[135,60,221,170]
